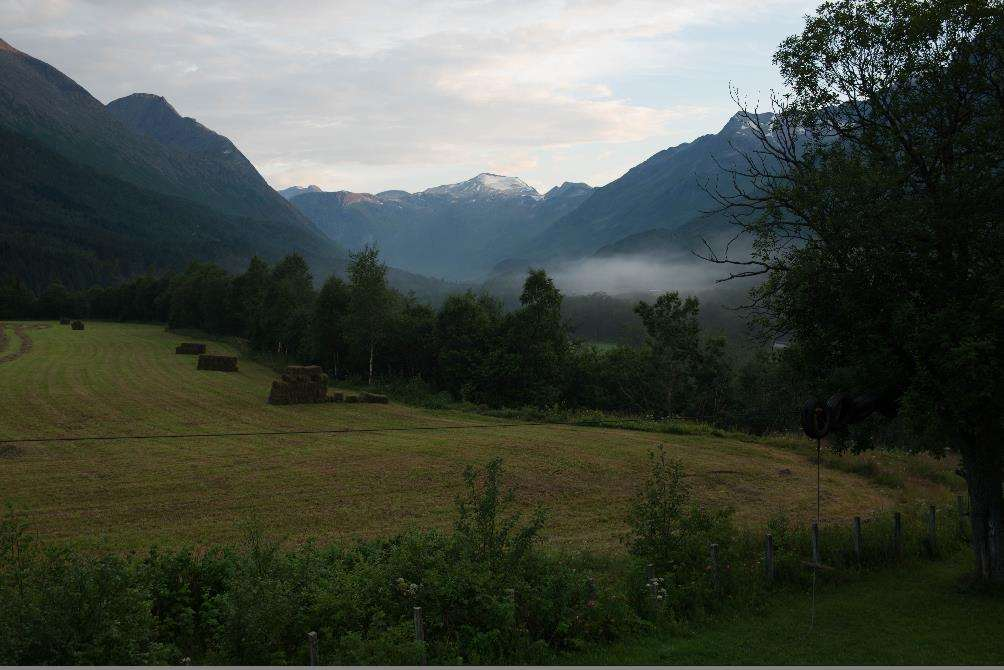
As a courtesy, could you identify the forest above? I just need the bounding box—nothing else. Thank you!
[0,249,808,434]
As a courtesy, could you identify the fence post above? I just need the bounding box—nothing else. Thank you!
[764,533,775,582]
[956,495,966,538]
[413,606,426,665]
[893,512,902,559]
[852,516,862,562]
[928,504,937,555]
[645,563,659,608]
[709,543,720,592]
[307,631,318,667]
[811,522,820,566]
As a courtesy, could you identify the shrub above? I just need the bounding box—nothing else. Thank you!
[622,447,739,616]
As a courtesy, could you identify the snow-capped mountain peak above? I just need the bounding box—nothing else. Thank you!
[422,173,541,200]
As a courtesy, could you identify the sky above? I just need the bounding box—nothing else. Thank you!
[1,0,816,194]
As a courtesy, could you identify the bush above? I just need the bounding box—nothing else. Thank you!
[0,462,637,665]
[622,447,739,616]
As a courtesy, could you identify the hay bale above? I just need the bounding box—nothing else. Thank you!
[175,342,207,355]
[344,394,360,403]
[267,366,329,404]
[361,392,389,404]
[59,317,71,325]
[70,320,84,330]
[197,354,238,372]
[328,392,344,403]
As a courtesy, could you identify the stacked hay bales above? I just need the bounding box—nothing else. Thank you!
[197,354,238,371]
[70,320,84,330]
[268,365,329,404]
[175,342,207,355]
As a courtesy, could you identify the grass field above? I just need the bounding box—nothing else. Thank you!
[566,552,1004,665]
[0,321,958,551]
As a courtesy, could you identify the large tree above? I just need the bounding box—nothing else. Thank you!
[713,0,1003,580]
[347,246,392,385]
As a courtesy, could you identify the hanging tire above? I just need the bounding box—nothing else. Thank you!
[801,398,831,439]
[826,393,853,432]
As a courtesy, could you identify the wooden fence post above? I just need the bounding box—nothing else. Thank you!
[957,495,966,538]
[709,543,720,592]
[764,533,775,582]
[645,563,659,608]
[307,631,318,667]
[852,516,862,562]
[413,606,426,665]
[928,504,937,554]
[811,522,820,566]
[893,511,902,558]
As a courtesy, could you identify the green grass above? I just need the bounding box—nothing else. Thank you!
[0,321,956,552]
[567,551,1004,665]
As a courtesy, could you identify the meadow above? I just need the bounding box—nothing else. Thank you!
[0,319,992,666]
[0,320,957,552]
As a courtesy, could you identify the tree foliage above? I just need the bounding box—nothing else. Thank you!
[714,0,1003,580]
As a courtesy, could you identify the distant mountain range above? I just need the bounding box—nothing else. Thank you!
[0,38,459,300]
[286,174,593,280]
[279,185,323,200]
[1,34,764,300]
[283,114,765,283]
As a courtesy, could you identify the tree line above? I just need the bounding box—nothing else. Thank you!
[0,248,808,432]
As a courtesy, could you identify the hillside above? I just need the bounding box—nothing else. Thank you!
[0,128,345,291]
[0,321,955,551]
[106,92,308,226]
[290,175,593,280]
[520,113,772,261]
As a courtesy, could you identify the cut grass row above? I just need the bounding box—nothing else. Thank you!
[0,321,958,552]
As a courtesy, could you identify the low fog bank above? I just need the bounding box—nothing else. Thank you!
[550,254,732,297]
[483,252,764,346]
[485,252,757,301]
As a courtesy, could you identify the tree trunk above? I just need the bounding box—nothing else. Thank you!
[961,444,1004,583]
[368,343,374,386]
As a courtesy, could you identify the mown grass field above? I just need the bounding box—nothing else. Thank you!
[0,321,958,552]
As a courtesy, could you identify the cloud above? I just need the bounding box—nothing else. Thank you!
[1,0,814,192]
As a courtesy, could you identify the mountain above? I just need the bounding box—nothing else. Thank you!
[0,39,309,229]
[288,174,593,280]
[422,173,540,200]
[105,92,310,227]
[521,113,772,261]
[279,185,323,200]
[0,38,350,291]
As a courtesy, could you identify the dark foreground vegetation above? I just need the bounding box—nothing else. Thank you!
[0,454,969,665]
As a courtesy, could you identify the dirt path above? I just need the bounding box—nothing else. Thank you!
[0,323,49,364]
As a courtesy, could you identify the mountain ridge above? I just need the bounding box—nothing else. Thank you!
[288,173,593,280]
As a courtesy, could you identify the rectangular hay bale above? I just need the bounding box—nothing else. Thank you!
[70,320,85,330]
[361,392,389,404]
[197,354,238,372]
[175,342,207,355]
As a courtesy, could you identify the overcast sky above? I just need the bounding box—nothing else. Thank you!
[2,0,815,193]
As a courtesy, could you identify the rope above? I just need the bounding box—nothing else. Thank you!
[811,436,820,629]
[0,421,559,445]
